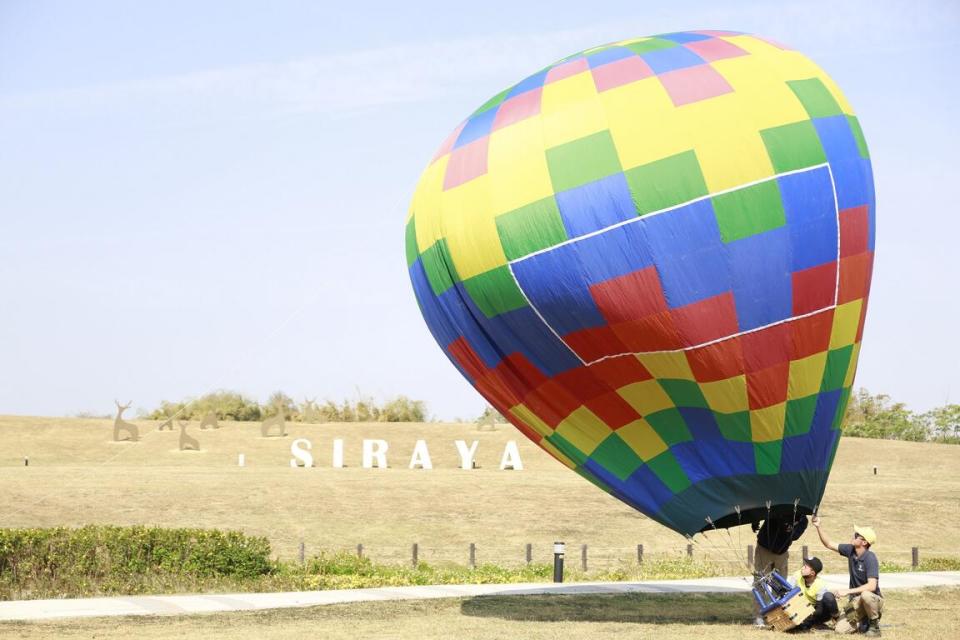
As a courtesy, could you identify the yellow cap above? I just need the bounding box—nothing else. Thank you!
[854,525,877,546]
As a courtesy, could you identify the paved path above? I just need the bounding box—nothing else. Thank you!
[2,572,958,622]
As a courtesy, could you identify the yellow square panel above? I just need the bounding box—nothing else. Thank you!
[751,402,786,442]
[510,404,553,439]
[701,375,749,413]
[541,98,609,148]
[440,175,508,280]
[599,77,689,170]
[541,71,598,114]
[554,406,612,455]
[618,379,674,416]
[412,155,449,253]
[723,35,789,58]
[844,342,862,388]
[617,418,668,461]
[829,299,863,350]
[788,352,828,400]
[487,117,555,215]
[635,352,696,381]
[712,57,810,132]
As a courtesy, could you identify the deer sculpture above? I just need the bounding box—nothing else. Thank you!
[199,411,220,430]
[178,420,199,451]
[301,396,318,423]
[113,400,140,441]
[260,405,287,437]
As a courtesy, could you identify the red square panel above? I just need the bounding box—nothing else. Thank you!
[839,205,869,258]
[546,58,589,83]
[590,266,667,325]
[492,87,542,131]
[448,336,489,381]
[741,323,792,372]
[524,380,580,428]
[686,337,745,381]
[592,55,654,92]
[612,311,684,352]
[792,261,837,315]
[585,391,642,429]
[554,366,611,404]
[587,354,653,388]
[684,38,748,61]
[670,292,738,345]
[789,309,834,360]
[564,325,629,362]
[658,64,733,106]
[747,362,790,410]
[442,136,489,190]
[496,353,548,397]
[838,252,873,304]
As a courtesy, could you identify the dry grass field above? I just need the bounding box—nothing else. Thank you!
[1,415,958,573]
[3,588,959,639]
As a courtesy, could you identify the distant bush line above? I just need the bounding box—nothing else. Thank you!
[142,391,427,423]
[842,389,959,444]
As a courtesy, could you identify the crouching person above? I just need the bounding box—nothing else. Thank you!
[812,516,883,636]
[788,556,839,632]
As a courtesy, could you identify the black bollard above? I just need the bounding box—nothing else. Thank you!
[553,542,565,583]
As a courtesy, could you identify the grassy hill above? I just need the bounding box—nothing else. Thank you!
[1,415,957,574]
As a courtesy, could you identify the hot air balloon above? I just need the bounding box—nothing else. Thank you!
[405,31,874,536]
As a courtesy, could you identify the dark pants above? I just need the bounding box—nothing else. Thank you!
[800,591,839,628]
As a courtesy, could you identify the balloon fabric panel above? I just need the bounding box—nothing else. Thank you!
[406,31,874,536]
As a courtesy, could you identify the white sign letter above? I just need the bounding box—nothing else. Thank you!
[332,438,344,468]
[500,440,523,470]
[454,440,480,470]
[408,440,433,470]
[362,439,388,469]
[290,438,313,468]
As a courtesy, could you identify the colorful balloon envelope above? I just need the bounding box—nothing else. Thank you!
[405,31,874,535]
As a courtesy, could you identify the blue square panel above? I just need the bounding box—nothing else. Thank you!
[641,46,706,74]
[453,108,497,149]
[587,46,635,68]
[556,173,637,238]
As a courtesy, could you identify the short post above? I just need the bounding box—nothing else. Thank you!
[525,543,532,565]
[357,543,364,558]
[873,465,878,475]
[912,546,919,569]
[581,544,588,572]
[298,541,305,566]
[687,543,693,558]
[553,542,565,583]
[412,543,419,567]
[469,543,476,569]
[637,544,644,566]
[748,544,755,567]
[802,545,809,559]
[24,457,28,467]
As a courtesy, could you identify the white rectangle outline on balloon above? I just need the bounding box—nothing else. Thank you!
[506,161,841,367]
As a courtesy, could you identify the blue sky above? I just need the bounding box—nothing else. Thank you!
[0,0,957,419]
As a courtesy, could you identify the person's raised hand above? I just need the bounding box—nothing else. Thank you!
[812,515,821,529]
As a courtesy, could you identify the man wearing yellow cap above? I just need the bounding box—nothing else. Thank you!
[811,516,883,636]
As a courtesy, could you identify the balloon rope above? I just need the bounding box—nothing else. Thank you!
[734,505,744,572]
[706,515,754,575]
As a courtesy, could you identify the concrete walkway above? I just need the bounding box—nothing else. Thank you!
[2,572,958,622]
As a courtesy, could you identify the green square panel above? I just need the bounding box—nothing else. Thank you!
[625,38,676,55]
[546,130,623,192]
[820,346,853,392]
[760,120,827,173]
[405,217,419,268]
[711,180,786,243]
[787,78,843,119]
[784,395,818,438]
[645,408,693,446]
[658,379,709,409]
[462,266,528,318]
[846,116,870,159]
[547,432,588,466]
[647,450,691,494]
[420,238,459,295]
[716,411,752,442]
[589,433,644,481]
[625,150,709,215]
[754,440,782,476]
[833,386,852,430]
[495,197,568,261]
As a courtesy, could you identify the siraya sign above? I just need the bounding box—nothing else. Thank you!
[289,438,523,470]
